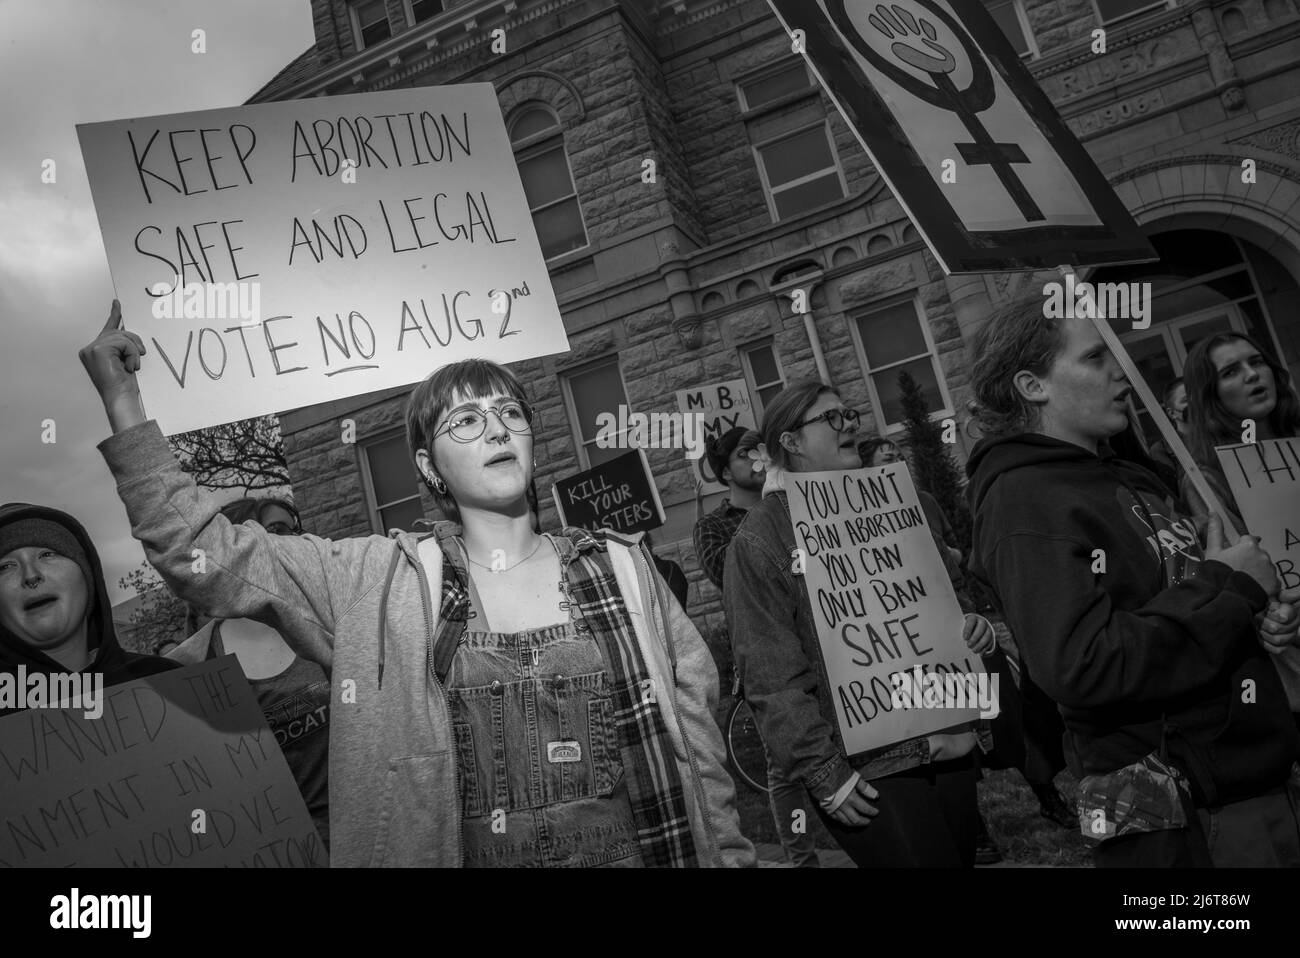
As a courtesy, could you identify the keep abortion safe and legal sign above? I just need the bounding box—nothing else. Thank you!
[77,85,569,435]
[766,0,1154,272]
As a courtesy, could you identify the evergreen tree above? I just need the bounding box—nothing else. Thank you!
[897,370,972,552]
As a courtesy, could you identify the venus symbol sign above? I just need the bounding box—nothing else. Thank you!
[826,0,1045,222]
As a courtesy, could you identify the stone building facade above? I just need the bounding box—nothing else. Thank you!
[250,0,1300,639]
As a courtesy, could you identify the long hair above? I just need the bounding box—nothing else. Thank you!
[404,359,532,521]
[1183,331,1300,468]
[760,381,840,471]
[970,296,1069,439]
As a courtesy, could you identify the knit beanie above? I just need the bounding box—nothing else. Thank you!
[0,518,94,594]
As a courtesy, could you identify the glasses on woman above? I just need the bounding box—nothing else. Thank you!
[263,520,300,537]
[433,399,535,443]
[790,407,860,433]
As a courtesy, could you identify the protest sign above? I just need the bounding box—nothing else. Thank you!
[786,464,984,756]
[1216,439,1300,592]
[0,657,325,868]
[765,0,1155,272]
[675,379,757,495]
[77,85,569,435]
[552,448,665,535]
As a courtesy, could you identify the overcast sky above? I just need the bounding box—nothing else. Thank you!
[0,0,314,603]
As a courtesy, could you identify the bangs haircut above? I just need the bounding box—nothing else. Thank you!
[404,359,532,520]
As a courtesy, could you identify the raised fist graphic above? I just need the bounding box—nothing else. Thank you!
[867,3,956,75]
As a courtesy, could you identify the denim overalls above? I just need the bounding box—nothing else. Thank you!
[444,535,643,867]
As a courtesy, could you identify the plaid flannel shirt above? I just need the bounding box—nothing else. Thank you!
[693,500,749,590]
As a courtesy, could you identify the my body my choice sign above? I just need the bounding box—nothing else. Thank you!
[77,85,569,435]
[786,464,984,756]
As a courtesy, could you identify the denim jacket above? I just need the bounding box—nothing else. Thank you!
[724,490,966,804]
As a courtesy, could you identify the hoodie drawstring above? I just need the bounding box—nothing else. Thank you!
[376,545,403,690]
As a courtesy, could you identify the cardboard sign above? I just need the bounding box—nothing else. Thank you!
[674,379,758,495]
[552,448,665,535]
[1217,439,1300,592]
[766,0,1155,273]
[0,657,326,867]
[77,85,570,435]
[786,465,983,756]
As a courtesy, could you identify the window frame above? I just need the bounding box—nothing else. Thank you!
[402,0,445,28]
[509,106,590,263]
[847,294,954,435]
[740,339,787,422]
[1088,0,1174,26]
[349,0,394,51]
[358,427,426,534]
[736,58,817,114]
[559,358,631,471]
[987,0,1039,59]
[751,120,848,223]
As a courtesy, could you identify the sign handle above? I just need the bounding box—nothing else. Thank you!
[1055,265,1245,538]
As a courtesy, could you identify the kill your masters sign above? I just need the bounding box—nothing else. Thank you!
[77,85,569,435]
[787,464,985,755]
[766,0,1155,273]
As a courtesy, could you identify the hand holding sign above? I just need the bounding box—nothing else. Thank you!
[1203,512,1279,599]
[1258,587,1300,654]
[78,300,149,433]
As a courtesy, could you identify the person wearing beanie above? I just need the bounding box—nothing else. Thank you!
[0,502,179,715]
[692,426,764,591]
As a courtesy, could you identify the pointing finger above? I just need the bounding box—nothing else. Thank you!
[101,299,122,334]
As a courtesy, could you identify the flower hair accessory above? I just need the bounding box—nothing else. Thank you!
[746,442,773,474]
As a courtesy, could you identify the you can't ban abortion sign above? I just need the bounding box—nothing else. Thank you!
[77,85,569,435]
[786,465,982,756]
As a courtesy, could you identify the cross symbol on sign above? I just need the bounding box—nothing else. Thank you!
[932,72,1043,222]
[825,0,1046,223]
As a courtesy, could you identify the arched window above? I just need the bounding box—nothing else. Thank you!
[509,106,588,261]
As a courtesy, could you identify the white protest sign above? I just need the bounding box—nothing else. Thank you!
[1216,439,1300,593]
[674,379,757,495]
[77,85,569,435]
[765,0,1154,271]
[786,464,984,756]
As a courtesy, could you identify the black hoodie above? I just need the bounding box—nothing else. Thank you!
[965,435,1297,808]
[0,503,179,715]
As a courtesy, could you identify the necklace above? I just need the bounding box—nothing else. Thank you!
[462,536,544,573]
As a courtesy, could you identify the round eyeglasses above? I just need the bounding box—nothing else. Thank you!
[790,407,860,433]
[263,520,301,537]
[433,400,535,443]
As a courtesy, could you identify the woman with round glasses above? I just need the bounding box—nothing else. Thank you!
[80,301,752,868]
[168,496,331,856]
[723,381,995,867]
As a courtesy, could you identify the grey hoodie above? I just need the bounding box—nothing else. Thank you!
[100,421,753,867]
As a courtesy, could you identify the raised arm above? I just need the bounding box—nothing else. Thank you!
[81,301,378,668]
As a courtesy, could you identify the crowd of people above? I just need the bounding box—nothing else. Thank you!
[1,295,1298,868]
